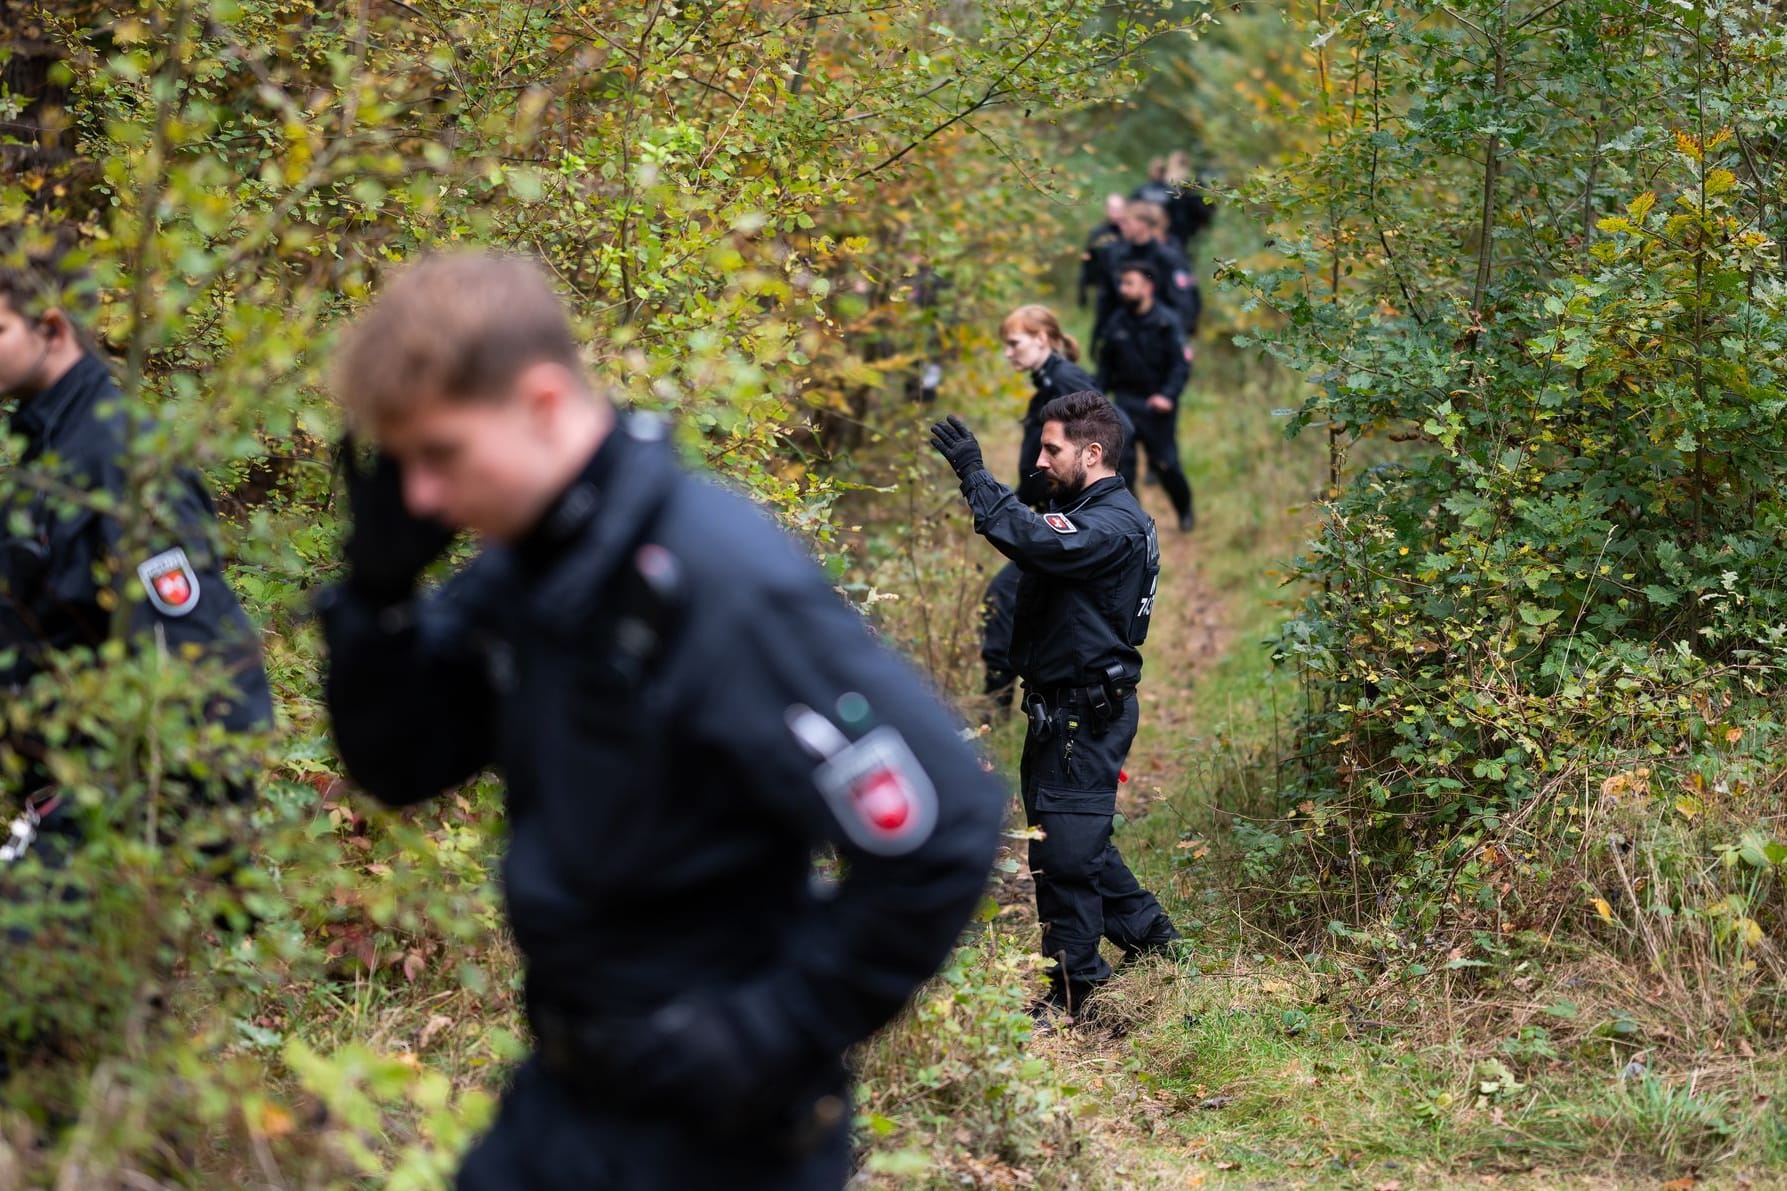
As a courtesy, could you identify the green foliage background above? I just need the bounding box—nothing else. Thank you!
[1,0,1190,1182]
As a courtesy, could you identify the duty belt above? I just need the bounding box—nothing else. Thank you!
[1023,679,1135,736]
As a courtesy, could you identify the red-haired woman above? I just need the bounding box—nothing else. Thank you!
[999,304,1125,507]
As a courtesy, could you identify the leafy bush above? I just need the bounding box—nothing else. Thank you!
[1227,0,1787,986]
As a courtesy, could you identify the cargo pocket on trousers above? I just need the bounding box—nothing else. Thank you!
[1031,786,1115,881]
[1034,785,1116,816]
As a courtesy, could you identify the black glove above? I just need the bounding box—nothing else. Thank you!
[929,414,985,480]
[336,435,455,607]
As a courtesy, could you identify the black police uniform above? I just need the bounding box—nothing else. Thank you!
[1091,241,1194,357]
[1152,237,1201,334]
[1097,301,1195,528]
[1,354,273,811]
[1167,187,1214,252]
[1133,179,1215,253]
[980,357,1135,709]
[948,456,1176,1008]
[1078,219,1124,314]
[321,415,1005,1190]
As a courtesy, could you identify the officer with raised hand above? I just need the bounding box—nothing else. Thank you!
[931,397,1179,1020]
[1099,262,1196,533]
[319,251,1004,1190]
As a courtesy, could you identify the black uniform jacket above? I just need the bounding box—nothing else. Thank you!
[1078,220,1123,310]
[1,354,273,751]
[959,466,1158,691]
[321,416,1004,1111]
[1097,302,1190,407]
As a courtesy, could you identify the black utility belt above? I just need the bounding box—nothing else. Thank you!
[1025,680,1135,718]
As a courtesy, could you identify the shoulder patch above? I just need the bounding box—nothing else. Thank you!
[811,725,939,856]
[138,547,201,617]
[1043,513,1079,534]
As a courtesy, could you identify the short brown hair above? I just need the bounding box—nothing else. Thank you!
[1039,390,1123,461]
[0,230,96,334]
[333,252,583,420]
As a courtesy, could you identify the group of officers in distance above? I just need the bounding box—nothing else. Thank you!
[0,161,1210,1191]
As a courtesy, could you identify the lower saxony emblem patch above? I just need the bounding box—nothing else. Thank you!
[1043,512,1078,534]
[811,726,939,856]
[137,547,202,617]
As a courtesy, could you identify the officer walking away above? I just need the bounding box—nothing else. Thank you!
[1162,150,1215,255]
[980,305,1131,717]
[319,252,1004,1190]
[1130,201,1201,334]
[1098,264,1195,533]
[1078,194,1127,323]
[1131,157,1175,211]
[930,397,1179,1019]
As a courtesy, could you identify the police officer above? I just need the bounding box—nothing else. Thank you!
[980,306,1135,715]
[0,252,272,858]
[1092,202,1195,356]
[0,247,273,1087]
[1161,150,1215,255]
[318,252,1004,1190]
[1099,263,1196,533]
[1131,158,1176,210]
[1077,194,1127,322]
[930,395,1179,1018]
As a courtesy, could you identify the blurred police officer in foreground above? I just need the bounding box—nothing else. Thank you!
[931,395,1179,1018]
[1098,263,1196,533]
[318,252,1004,1189]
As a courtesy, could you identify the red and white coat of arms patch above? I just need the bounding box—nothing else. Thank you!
[137,547,202,617]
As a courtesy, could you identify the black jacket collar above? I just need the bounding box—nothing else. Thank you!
[8,353,111,450]
[1050,474,1125,513]
[513,414,682,634]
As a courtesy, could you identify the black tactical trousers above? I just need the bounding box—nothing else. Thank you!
[458,1059,851,1191]
[1113,395,1193,522]
[1018,695,1173,1000]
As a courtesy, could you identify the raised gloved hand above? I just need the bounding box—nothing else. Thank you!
[336,435,456,607]
[929,415,985,480]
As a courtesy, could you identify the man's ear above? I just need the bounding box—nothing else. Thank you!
[515,361,574,431]
[37,308,77,346]
[1083,441,1105,470]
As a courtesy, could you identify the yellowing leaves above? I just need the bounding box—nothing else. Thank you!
[1598,768,1651,799]
[1589,896,1614,923]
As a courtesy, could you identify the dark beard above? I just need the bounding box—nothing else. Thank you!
[1047,462,1087,498]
